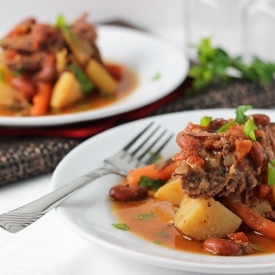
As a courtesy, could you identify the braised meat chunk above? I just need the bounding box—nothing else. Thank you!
[173,113,274,199]
[0,14,119,116]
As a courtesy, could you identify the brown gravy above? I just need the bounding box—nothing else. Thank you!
[0,63,138,116]
[111,196,275,256]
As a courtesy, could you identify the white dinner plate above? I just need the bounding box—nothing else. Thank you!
[0,25,188,127]
[51,108,275,274]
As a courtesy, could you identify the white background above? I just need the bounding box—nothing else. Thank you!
[0,1,273,274]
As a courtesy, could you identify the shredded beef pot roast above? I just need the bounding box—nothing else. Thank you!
[173,114,275,199]
[1,14,101,79]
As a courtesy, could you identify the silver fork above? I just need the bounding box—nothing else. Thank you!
[0,122,173,233]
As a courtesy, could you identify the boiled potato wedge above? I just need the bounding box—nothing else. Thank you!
[0,82,18,107]
[174,197,242,241]
[56,49,68,74]
[154,178,185,206]
[86,59,118,95]
[50,71,83,109]
[62,31,92,66]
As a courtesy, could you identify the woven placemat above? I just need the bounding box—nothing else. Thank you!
[1,79,275,186]
[151,79,275,115]
[0,137,81,185]
[1,20,275,186]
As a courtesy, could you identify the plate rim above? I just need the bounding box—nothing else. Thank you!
[0,25,188,127]
[51,108,275,274]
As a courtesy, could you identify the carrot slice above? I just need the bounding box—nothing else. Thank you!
[235,139,252,161]
[225,199,275,240]
[106,64,123,80]
[29,82,52,116]
[127,161,178,186]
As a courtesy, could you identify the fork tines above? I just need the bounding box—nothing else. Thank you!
[125,122,173,165]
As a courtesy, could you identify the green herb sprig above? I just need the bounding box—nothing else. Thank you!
[135,211,154,221]
[0,69,5,82]
[69,64,94,94]
[200,116,212,127]
[55,14,78,42]
[268,160,275,185]
[55,15,70,32]
[137,176,165,191]
[112,223,129,231]
[216,105,258,141]
[188,38,275,93]
[243,117,258,141]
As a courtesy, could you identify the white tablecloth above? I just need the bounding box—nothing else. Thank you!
[0,175,199,275]
[0,26,272,275]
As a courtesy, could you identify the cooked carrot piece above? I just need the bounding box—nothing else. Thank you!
[126,161,178,186]
[225,199,275,240]
[29,82,52,116]
[235,139,252,161]
[106,64,123,80]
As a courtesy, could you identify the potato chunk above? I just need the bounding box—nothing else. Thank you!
[154,178,185,206]
[62,31,92,66]
[50,71,83,109]
[0,82,17,107]
[85,59,118,95]
[174,197,242,241]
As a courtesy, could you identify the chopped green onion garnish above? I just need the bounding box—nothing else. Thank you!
[151,72,161,81]
[156,230,169,238]
[268,160,275,185]
[0,69,5,82]
[216,121,235,133]
[217,105,255,136]
[137,175,165,191]
[112,223,129,231]
[10,69,23,77]
[244,117,257,141]
[135,211,154,221]
[55,15,78,42]
[69,64,94,94]
[235,105,252,124]
[200,116,212,127]
[55,15,70,32]
[153,240,161,244]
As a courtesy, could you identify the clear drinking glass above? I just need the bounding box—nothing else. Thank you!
[242,0,275,62]
[184,0,247,60]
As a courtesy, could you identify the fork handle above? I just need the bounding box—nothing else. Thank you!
[0,168,110,233]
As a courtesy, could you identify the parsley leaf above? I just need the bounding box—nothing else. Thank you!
[10,69,23,77]
[235,105,252,124]
[156,230,169,238]
[55,15,70,32]
[243,117,258,141]
[153,240,161,245]
[151,72,161,81]
[217,105,254,137]
[69,64,94,94]
[189,38,275,93]
[268,160,275,185]
[200,116,212,127]
[112,223,129,231]
[137,176,165,191]
[216,121,236,133]
[135,211,154,220]
[55,14,78,42]
[0,69,5,82]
